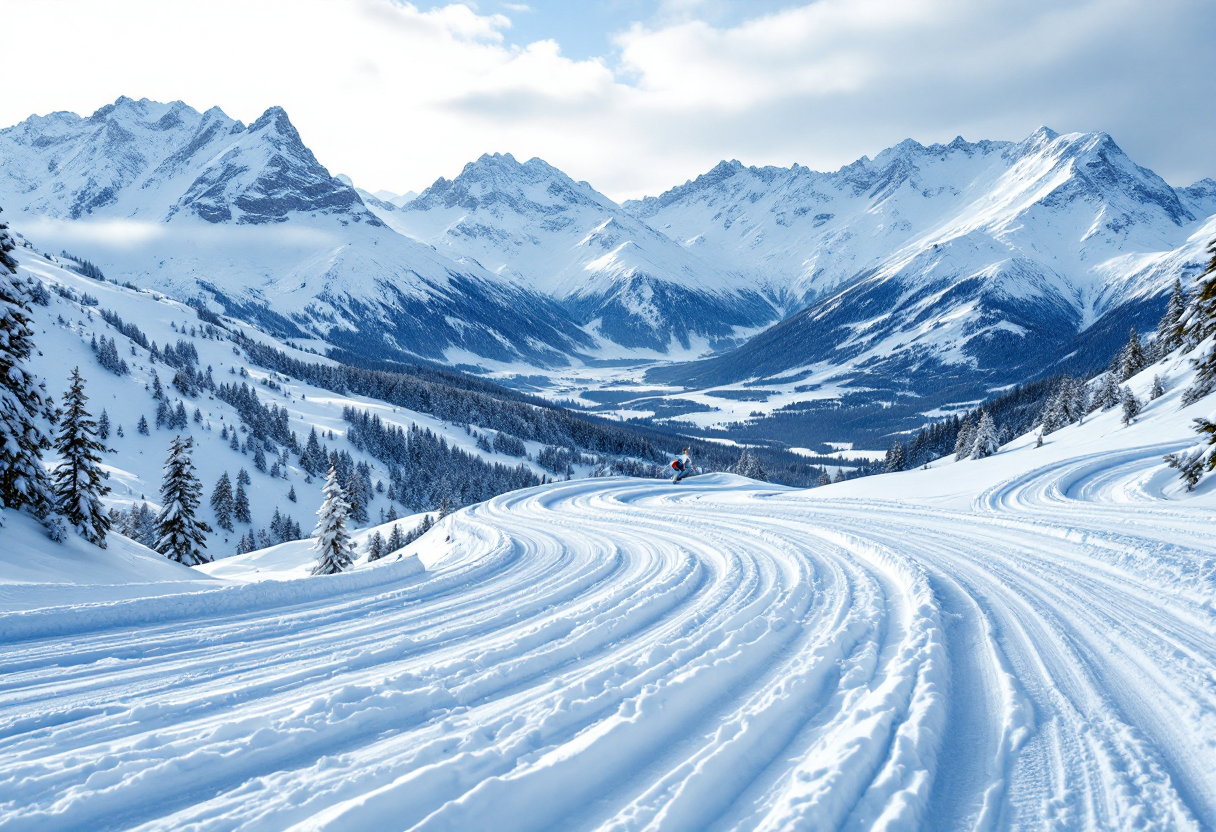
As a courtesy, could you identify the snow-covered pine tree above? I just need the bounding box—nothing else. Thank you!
[1180,239,1216,352]
[137,415,150,435]
[155,435,212,565]
[210,471,234,531]
[883,441,906,473]
[288,485,297,503]
[1117,328,1146,382]
[1096,372,1122,411]
[98,409,110,441]
[1156,278,1186,357]
[233,478,251,524]
[818,471,831,486]
[1120,387,1141,426]
[1150,375,1165,400]
[1180,239,1216,408]
[311,465,355,576]
[0,207,56,521]
[1039,390,1068,435]
[1068,376,1090,423]
[953,418,975,460]
[51,368,111,545]
[386,523,406,553]
[833,469,847,483]
[970,412,999,459]
[366,530,385,561]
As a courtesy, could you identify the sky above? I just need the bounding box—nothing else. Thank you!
[2,0,1214,201]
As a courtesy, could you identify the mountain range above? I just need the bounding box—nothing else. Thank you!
[2,96,1214,437]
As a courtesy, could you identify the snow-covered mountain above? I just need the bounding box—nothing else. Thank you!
[369,153,776,352]
[0,97,593,367]
[3,100,1213,410]
[632,129,1215,397]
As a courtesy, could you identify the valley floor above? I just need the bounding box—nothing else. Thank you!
[2,362,1215,830]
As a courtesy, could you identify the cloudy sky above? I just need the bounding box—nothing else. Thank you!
[3,0,1213,200]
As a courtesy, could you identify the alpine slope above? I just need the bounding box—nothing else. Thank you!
[2,351,1215,831]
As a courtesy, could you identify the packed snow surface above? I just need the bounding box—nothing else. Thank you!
[2,363,1216,829]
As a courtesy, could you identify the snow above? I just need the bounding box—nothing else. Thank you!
[8,249,559,560]
[2,341,1215,828]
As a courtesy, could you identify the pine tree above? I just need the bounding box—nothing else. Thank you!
[0,208,56,520]
[51,368,111,545]
[953,418,975,460]
[1181,238,1216,351]
[1156,278,1186,356]
[1117,328,1145,382]
[1150,375,1165,400]
[833,469,846,483]
[155,435,212,565]
[1120,387,1141,426]
[253,443,267,473]
[970,412,999,459]
[818,470,832,486]
[210,471,234,531]
[1068,377,1089,423]
[288,485,297,503]
[137,415,150,435]
[732,449,768,481]
[312,465,355,576]
[366,530,385,562]
[233,478,252,524]
[98,409,110,441]
[1096,372,1121,410]
[386,523,406,553]
[1039,390,1069,435]
[301,427,323,475]
[237,467,251,485]
[884,441,906,473]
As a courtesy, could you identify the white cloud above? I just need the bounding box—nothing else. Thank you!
[1,0,1212,201]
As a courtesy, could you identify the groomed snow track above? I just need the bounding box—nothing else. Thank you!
[2,459,1215,831]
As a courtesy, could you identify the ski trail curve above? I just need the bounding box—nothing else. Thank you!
[1,452,1214,831]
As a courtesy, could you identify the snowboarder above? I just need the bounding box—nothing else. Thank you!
[672,446,694,483]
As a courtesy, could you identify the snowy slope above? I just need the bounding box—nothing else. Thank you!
[370,153,776,352]
[633,130,1215,393]
[5,247,571,574]
[2,338,1214,828]
[0,97,593,367]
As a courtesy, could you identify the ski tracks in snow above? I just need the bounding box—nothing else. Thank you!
[2,452,1215,830]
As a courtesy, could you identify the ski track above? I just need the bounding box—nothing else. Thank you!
[2,447,1215,831]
